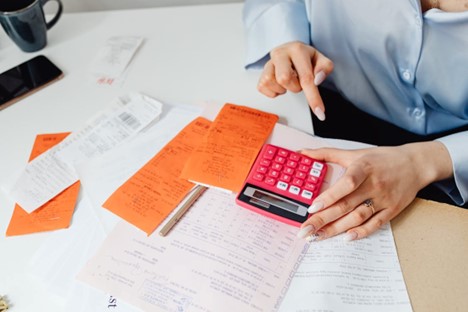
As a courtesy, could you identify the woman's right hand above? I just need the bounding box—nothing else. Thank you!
[258,41,334,121]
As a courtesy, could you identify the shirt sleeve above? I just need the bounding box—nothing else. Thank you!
[436,131,468,205]
[243,0,310,70]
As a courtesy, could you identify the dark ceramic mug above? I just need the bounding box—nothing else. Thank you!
[0,0,63,52]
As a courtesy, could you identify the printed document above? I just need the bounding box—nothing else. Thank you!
[280,224,412,311]
[6,132,80,236]
[76,110,411,311]
[78,188,309,312]
[181,103,278,193]
[8,93,162,213]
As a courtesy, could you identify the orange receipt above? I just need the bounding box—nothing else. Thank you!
[102,117,212,235]
[6,133,81,237]
[181,103,278,193]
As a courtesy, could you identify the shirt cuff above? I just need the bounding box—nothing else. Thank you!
[243,2,310,70]
[436,131,468,205]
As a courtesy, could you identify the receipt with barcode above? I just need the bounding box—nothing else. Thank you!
[9,93,163,213]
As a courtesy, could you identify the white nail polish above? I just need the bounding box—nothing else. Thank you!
[308,202,324,214]
[313,107,326,121]
[314,71,326,86]
[305,233,319,242]
[343,232,358,242]
[297,225,314,238]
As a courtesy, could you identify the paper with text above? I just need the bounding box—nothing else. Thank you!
[103,117,212,235]
[28,196,141,312]
[280,224,412,311]
[9,93,162,213]
[6,133,80,236]
[265,124,412,311]
[78,188,308,312]
[90,36,143,85]
[75,104,203,234]
[181,103,278,193]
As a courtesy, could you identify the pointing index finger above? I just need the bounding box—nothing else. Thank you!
[292,54,326,121]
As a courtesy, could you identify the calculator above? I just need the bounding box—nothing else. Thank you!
[236,144,327,227]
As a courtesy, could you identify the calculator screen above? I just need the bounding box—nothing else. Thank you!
[252,190,300,213]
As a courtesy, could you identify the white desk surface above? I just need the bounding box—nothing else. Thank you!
[0,3,314,311]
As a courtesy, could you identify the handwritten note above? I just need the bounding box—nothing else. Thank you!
[79,188,308,312]
[6,133,80,236]
[102,117,212,235]
[181,103,278,193]
[9,93,162,213]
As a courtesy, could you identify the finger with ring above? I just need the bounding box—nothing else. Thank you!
[362,199,375,214]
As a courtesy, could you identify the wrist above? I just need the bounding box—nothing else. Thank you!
[405,141,453,187]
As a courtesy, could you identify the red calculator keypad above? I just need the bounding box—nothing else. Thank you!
[245,144,327,205]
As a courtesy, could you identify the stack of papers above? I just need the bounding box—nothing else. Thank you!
[5,98,412,311]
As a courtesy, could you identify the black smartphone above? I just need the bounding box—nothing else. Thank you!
[0,55,63,111]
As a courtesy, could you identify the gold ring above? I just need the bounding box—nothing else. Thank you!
[363,199,375,214]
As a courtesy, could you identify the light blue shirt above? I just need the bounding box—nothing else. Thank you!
[243,0,468,205]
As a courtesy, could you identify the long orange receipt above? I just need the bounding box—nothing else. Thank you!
[103,117,212,235]
[181,104,278,193]
[6,133,81,236]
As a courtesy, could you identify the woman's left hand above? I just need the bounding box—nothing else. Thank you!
[297,141,453,241]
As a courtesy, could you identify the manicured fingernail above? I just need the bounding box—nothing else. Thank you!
[313,107,326,121]
[308,201,324,214]
[305,233,319,242]
[297,224,315,238]
[343,231,358,242]
[314,71,326,86]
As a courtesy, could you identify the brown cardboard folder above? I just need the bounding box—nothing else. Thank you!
[392,198,468,312]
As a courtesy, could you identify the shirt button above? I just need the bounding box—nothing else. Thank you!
[402,70,412,81]
[415,15,422,26]
[411,107,425,119]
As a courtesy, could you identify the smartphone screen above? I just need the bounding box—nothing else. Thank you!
[0,55,63,110]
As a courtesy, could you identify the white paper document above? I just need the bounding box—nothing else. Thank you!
[90,36,144,85]
[29,196,141,312]
[75,119,411,312]
[78,188,309,312]
[8,93,162,213]
[280,224,412,311]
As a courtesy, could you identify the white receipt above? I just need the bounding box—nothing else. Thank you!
[9,93,162,213]
[90,36,143,85]
[78,188,309,312]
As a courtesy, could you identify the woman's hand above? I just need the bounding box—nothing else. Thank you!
[258,41,334,121]
[297,141,453,241]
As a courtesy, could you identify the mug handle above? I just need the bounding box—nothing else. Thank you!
[40,0,63,30]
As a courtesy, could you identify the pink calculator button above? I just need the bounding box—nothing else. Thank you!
[289,153,301,161]
[272,163,282,171]
[295,171,307,179]
[304,182,316,191]
[280,174,291,182]
[268,170,279,178]
[278,150,289,157]
[264,146,277,159]
[275,156,286,164]
[292,178,303,187]
[253,173,264,181]
[301,158,312,165]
